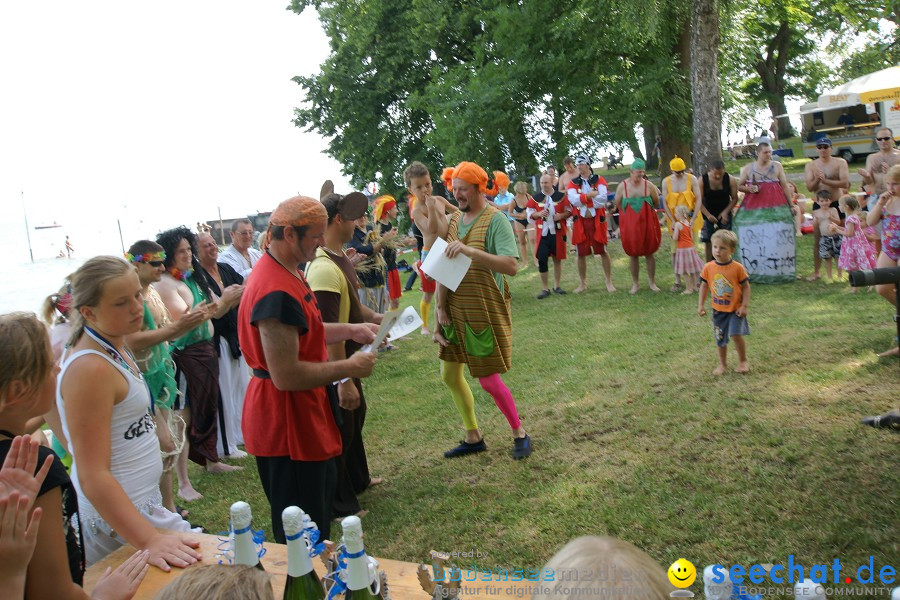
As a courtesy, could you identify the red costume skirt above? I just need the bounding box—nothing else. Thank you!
[620,197,662,257]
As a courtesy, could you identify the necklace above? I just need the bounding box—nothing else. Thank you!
[84,326,143,381]
[168,267,193,281]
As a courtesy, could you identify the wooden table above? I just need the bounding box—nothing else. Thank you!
[85,532,537,599]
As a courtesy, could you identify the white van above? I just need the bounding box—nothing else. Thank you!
[793,66,900,161]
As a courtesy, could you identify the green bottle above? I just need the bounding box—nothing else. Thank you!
[340,516,382,599]
[231,501,265,571]
[283,507,325,600]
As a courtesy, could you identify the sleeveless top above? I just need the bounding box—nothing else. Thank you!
[438,206,513,377]
[701,173,732,219]
[621,179,653,211]
[171,277,213,350]
[676,222,694,248]
[57,349,164,529]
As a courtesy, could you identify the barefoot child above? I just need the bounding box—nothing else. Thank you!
[405,161,459,335]
[698,230,751,374]
[671,205,705,293]
[812,190,843,281]
[867,164,900,357]
[831,195,876,291]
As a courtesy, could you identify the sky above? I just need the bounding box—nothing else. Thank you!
[0,1,351,263]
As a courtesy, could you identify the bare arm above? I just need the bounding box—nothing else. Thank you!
[444,242,518,276]
[424,197,450,238]
[699,178,715,221]
[736,281,751,317]
[821,160,850,189]
[804,163,819,193]
[258,319,375,390]
[776,164,792,204]
[62,357,200,572]
[25,488,92,599]
[697,280,709,316]
[124,310,207,352]
[614,182,625,211]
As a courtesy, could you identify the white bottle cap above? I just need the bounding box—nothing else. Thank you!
[703,565,732,600]
[282,506,305,536]
[230,501,251,529]
[341,516,364,553]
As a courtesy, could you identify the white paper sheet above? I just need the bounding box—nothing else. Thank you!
[419,236,471,292]
[359,305,423,354]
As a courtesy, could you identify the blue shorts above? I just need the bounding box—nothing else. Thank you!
[713,310,749,347]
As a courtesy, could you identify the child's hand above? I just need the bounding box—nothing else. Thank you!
[0,435,53,512]
[828,223,839,234]
[736,306,748,317]
[90,549,150,600]
[0,491,42,594]
[698,307,707,317]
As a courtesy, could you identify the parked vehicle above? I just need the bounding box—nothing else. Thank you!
[788,66,900,161]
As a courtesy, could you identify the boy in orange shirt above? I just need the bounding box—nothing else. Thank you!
[698,229,751,375]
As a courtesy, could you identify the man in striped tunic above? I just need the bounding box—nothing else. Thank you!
[428,161,533,460]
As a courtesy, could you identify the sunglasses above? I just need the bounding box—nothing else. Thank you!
[816,145,830,149]
[148,260,165,267]
[876,136,893,142]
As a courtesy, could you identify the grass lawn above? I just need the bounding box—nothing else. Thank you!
[183,234,897,577]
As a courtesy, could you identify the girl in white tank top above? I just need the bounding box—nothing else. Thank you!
[59,257,201,570]
[57,346,196,565]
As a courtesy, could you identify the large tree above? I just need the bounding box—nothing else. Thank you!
[691,0,723,173]
[720,0,883,139]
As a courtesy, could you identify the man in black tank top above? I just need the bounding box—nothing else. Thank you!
[699,160,738,261]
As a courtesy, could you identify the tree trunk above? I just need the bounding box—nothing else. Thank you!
[770,97,794,139]
[660,20,694,178]
[642,124,659,170]
[690,0,723,174]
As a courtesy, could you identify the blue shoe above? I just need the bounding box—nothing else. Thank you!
[444,439,487,458]
[512,435,533,459]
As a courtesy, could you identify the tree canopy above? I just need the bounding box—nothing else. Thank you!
[290,0,892,191]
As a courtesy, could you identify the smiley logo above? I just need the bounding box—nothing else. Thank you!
[668,559,697,588]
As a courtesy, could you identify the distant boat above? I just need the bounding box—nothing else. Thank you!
[34,222,63,230]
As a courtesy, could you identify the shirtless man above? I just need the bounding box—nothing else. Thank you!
[804,137,849,281]
[738,143,792,201]
[858,128,900,200]
[405,161,458,335]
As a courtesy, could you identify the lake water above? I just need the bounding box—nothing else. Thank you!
[1,210,182,315]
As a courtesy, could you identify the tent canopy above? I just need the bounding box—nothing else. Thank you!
[817,66,900,110]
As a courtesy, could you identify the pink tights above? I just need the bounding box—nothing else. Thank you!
[478,373,521,430]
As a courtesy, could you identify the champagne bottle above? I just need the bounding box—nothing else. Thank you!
[341,516,380,599]
[283,506,324,600]
[231,501,265,571]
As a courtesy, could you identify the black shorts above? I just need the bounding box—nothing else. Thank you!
[701,218,733,243]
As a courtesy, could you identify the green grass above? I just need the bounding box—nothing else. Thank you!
[184,236,898,575]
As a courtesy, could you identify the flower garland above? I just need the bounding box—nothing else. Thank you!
[125,251,166,264]
[167,266,193,281]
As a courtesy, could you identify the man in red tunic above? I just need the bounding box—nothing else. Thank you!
[237,195,377,543]
[566,155,615,293]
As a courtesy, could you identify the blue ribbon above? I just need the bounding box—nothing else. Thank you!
[285,531,303,541]
[215,526,267,564]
